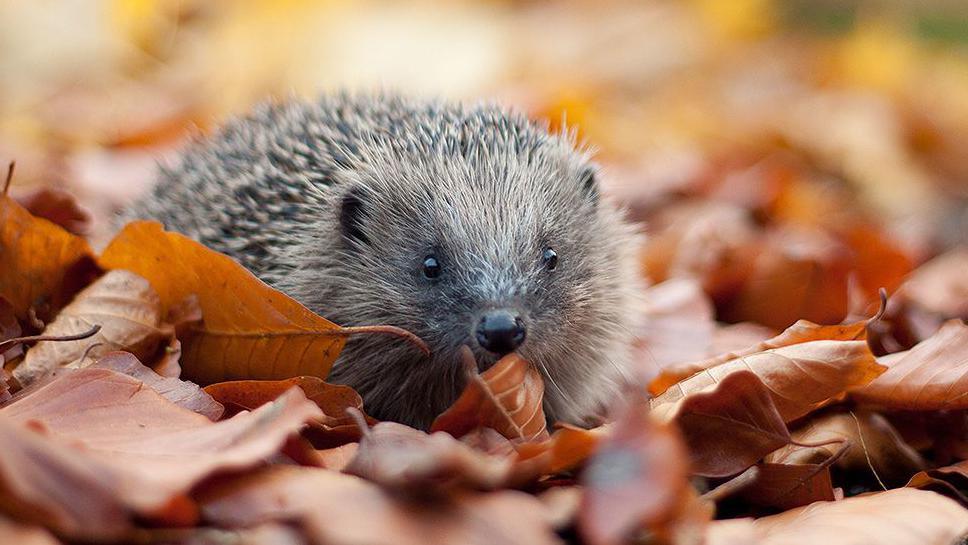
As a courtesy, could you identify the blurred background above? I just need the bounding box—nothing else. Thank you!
[1,0,966,338]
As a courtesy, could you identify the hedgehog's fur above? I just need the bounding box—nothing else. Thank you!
[125,93,645,429]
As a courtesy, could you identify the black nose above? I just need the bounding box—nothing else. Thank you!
[476,310,527,355]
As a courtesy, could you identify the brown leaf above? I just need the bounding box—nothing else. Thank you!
[750,488,968,545]
[852,320,968,410]
[0,368,321,540]
[204,376,369,446]
[632,278,715,382]
[738,461,838,511]
[514,423,607,476]
[431,348,548,442]
[14,270,172,386]
[652,340,884,423]
[198,467,560,545]
[722,227,852,330]
[14,187,91,236]
[344,421,514,492]
[897,247,968,320]
[651,370,791,477]
[770,410,925,487]
[98,221,347,384]
[579,401,692,545]
[0,193,98,324]
[90,351,224,420]
[651,313,873,396]
[907,460,968,507]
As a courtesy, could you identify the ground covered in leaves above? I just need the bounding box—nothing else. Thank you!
[2,1,968,544]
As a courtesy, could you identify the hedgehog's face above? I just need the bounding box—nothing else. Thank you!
[321,143,640,428]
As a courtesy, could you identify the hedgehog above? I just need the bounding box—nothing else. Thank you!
[124,93,645,430]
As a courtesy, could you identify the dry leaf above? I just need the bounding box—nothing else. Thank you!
[90,351,224,420]
[633,278,715,381]
[723,227,851,330]
[651,370,791,477]
[199,467,560,545]
[514,423,607,477]
[770,410,925,487]
[896,247,968,320]
[579,400,691,545]
[651,313,872,396]
[14,187,91,236]
[738,461,838,511]
[907,460,968,507]
[15,270,171,386]
[204,376,370,447]
[652,340,884,423]
[344,421,514,492]
[431,349,548,442]
[852,320,968,410]
[0,368,321,540]
[99,221,349,384]
[750,488,968,545]
[0,193,99,324]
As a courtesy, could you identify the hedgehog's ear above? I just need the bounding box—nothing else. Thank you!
[579,165,599,204]
[339,187,370,246]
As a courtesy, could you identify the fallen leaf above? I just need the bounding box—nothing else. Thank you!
[651,312,873,396]
[652,340,884,423]
[896,247,968,320]
[722,227,852,330]
[91,351,224,420]
[770,410,925,487]
[514,423,607,476]
[633,278,715,381]
[198,467,560,545]
[651,370,791,477]
[0,368,321,540]
[204,376,370,447]
[852,320,968,410]
[14,270,172,386]
[344,421,514,492]
[431,348,548,442]
[750,488,968,545]
[0,193,99,324]
[907,460,968,507]
[579,400,692,545]
[14,187,91,236]
[738,461,838,511]
[98,221,347,384]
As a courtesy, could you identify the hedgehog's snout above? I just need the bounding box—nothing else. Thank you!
[475,309,526,356]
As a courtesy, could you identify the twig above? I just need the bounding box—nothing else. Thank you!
[0,324,101,353]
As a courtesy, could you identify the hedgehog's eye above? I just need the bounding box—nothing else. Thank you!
[542,248,558,271]
[422,255,442,279]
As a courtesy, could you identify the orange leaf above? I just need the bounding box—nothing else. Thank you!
[205,376,371,447]
[651,370,791,477]
[652,340,884,423]
[650,312,874,396]
[0,193,98,324]
[852,320,968,411]
[98,221,346,384]
[430,348,548,442]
